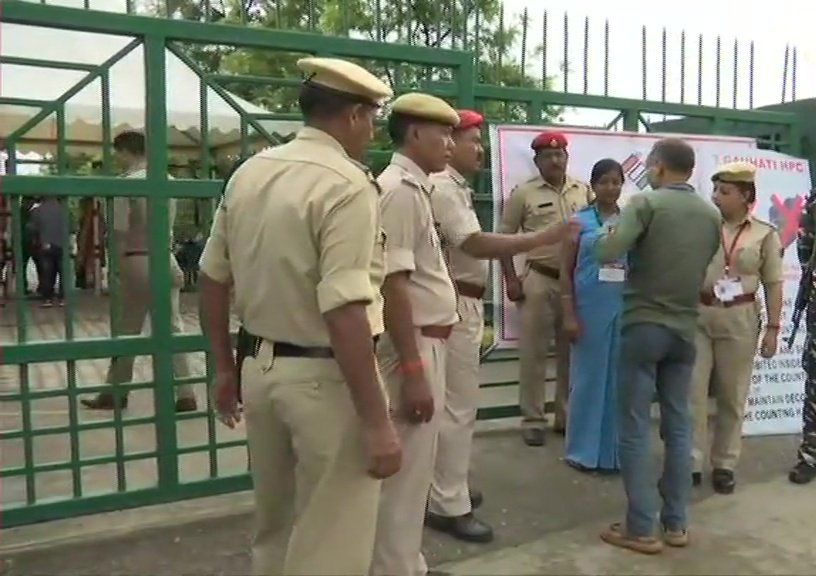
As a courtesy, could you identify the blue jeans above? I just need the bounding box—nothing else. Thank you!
[617,322,696,537]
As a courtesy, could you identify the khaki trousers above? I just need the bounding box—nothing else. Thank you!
[518,269,570,429]
[371,331,447,576]
[691,303,761,473]
[243,342,382,576]
[106,254,193,399]
[429,296,483,517]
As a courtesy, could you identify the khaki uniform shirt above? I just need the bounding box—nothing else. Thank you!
[113,166,177,253]
[701,214,784,296]
[199,127,386,344]
[429,167,488,287]
[379,153,458,327]
[497,174,592,268]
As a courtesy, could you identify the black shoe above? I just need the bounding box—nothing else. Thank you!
[692,472,702,487]
[469,489,483,510]
[522,428,545,447]
[425,511,494,543]
[80,393,128,410]
[711,468,735,494]
[175,397,198,413]
[789,462,816,484]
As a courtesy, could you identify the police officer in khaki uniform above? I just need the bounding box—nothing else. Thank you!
[81,130,196,412]
[198,58,402,576]
[691,161,783,494]
[369,93,461,576]
[498,132,593,446]
[425,110,572,543]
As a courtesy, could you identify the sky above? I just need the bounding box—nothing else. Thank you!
[500,0,815,125]
[8,0,815,127]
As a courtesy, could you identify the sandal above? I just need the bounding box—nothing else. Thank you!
[600,522,664,555]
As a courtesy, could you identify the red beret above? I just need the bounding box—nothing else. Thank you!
[531,131,568,151]
[456,109,484,131]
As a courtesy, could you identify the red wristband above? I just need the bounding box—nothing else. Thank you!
[398,359,425,376]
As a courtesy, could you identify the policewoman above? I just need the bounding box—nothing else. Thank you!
[690,161,784,494]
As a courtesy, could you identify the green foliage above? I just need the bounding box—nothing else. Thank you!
[156,0,561,123]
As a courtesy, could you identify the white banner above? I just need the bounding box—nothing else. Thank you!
[488,125,812,436]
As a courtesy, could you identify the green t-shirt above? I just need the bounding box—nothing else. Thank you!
[595,182,720,342]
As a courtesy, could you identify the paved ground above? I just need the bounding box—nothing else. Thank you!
[2,293,813,574]
[0,423,809,575]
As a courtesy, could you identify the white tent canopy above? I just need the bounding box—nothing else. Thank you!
[0,1,301,154]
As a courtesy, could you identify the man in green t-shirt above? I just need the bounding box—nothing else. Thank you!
[594,138,720,554]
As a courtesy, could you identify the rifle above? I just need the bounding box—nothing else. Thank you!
[787,263,813,349]
[787,189,816,349]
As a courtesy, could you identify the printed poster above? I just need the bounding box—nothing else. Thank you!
[488,125,812,436]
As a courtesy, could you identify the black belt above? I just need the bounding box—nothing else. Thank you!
[528,261,559,280]
[240,329,379,359]
[124,250,149,257]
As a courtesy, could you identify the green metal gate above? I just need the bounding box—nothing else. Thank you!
[0,0,802,527]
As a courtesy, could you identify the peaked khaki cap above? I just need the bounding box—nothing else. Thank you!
[391,93,460,126]
[296,57,393,105]
[712,161,757,183]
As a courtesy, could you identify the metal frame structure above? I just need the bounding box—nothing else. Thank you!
[0,0,803,527]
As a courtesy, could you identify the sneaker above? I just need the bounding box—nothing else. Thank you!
[600,522,663,555]
[663,527,689,548]
[40,300,54,308]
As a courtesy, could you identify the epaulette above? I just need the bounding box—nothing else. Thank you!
[400,174,423,191]
[349,158,370,174]
[751,215,777,231]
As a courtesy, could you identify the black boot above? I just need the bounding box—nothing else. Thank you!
[711,468,735,494]
[469,489,483,510]
[80,393,128,410]
[425,511,494,543]
[789,462,816,484]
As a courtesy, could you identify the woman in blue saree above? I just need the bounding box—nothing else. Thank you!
[560,159,626,472]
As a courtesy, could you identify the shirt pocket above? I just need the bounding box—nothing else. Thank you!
[526,201,559,230]
[734,244,762,276]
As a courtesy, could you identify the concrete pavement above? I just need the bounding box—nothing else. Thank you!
[438,475,816,575]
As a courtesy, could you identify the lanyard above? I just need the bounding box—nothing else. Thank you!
[592,205,619,227]
[722,222,748,274]
[592,206,603,227]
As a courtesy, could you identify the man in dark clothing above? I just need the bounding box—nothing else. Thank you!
[791,188,816,485]
[22,197,44,296]
[31,197,69,307]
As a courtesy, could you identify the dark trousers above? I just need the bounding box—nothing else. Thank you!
[799,305,816,468]
[40,245,64,300]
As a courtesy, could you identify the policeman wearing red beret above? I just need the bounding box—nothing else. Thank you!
[497,129,593,447]
[426,114,569,542]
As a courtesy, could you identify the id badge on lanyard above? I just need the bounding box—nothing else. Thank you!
[715,223,747,303]
[594,206,626,282]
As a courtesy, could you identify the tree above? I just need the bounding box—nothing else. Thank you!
[152,0,561,122]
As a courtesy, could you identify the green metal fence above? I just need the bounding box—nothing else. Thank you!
[0,0,803,527]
